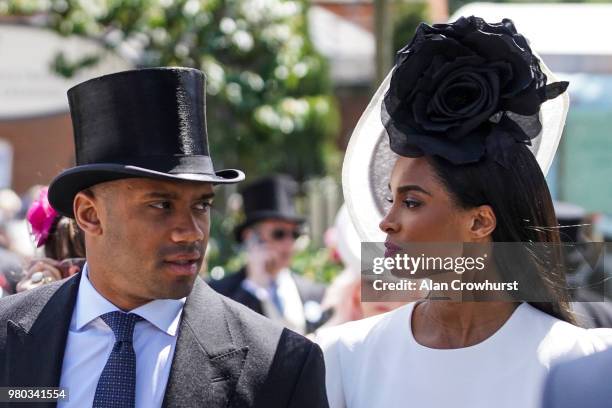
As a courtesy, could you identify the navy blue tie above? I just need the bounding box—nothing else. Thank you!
[93,311,142,408]
[269,279,284,314]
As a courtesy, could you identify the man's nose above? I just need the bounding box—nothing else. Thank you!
[171,212,206,243]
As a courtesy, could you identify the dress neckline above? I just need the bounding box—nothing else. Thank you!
[405,301,527,353]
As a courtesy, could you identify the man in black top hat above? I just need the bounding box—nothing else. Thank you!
[0,68,328,408]
[209,175,326,334]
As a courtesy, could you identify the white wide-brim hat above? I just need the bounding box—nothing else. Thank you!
[342,55,569,242]
[334,204,361,276]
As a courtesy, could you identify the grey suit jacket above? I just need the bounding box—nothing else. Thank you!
[0,273,329,408]
[542,347,612,408]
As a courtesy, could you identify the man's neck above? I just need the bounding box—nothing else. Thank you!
[86,265,149,311]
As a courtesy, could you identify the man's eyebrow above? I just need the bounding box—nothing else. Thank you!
[197,192,215,200]
[387,183,432,196]
[144,191,178,199]
[143,191,215,200]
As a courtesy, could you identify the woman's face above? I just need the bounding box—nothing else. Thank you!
[379,156,476,245]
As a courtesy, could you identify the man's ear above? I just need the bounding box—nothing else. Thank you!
[469,205,496,241]
[73,190,103,236]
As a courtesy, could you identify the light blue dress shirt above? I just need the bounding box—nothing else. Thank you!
[58,265,185,408]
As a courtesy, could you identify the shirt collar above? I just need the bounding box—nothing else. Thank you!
[276,268,293,284]
[241,268,293,300]
[74,264,185,336]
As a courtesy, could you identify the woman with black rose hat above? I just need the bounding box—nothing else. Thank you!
[317,16,612,408]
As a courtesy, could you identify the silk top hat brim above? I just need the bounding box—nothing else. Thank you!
[342,53,569,242]
[233,175,305,242]
[48,67,245,218]
[49,163,244,218]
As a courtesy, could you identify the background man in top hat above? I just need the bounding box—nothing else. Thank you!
[0,68,328,408]
[553,201,612,328]
[210,176,326,334]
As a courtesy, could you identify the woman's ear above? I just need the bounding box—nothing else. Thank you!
[73,190,103,236]
[469,205,496,240]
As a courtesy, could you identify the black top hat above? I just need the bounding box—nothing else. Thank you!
[48,67,244,217]
[234,175,305,242]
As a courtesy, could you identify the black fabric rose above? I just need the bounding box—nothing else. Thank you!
[382,16,568,165]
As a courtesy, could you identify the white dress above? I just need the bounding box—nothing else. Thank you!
[317,302,612,408]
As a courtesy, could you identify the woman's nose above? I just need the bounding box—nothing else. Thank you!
[379,211,400,234]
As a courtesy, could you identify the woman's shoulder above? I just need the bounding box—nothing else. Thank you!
[316,303,414,353]
[518,303,612,359]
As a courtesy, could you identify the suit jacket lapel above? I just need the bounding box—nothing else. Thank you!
[162,278,249,408]
[5,274,79,392]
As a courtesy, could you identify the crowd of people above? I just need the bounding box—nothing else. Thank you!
[0,15,611,408]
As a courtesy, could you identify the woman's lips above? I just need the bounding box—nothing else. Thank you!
[384,241,402,258]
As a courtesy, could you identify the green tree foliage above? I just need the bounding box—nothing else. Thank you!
[2,0,340,180]
[392,1,428,55]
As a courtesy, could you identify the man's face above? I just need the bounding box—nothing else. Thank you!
[79,178,214,309]
[245,219,300,272]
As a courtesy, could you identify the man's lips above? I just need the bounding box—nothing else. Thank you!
[163,251,202,263]
[162,252,202,276]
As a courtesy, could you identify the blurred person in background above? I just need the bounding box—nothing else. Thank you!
[317,205,406,330]
[554,201,612,328]
[209,175,326,334]
[0,188,22,250]
[0,247,23,298]
[0,188,26,296]
[16,187,86,293]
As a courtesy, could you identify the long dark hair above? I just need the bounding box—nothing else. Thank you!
[428,143,575,324]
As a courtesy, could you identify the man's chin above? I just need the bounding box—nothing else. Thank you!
[155,274,198,299]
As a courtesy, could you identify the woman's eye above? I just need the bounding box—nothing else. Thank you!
[403,199,421,209]
[385,197,393,204]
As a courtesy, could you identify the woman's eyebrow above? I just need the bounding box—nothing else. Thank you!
[388,183,432,196]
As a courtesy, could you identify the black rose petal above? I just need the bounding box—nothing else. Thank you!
[387,118,489,164]
[392,36,474,99]
[461,32,534,96]
[543,81,569,101]
[382,15,569,166]
[500,83,541,115]
[409,59,500,139]
[485,126,518,169]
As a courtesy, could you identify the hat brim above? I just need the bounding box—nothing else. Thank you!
[234,211,305,242]
[48,163,245,218]
[342,53,570,242]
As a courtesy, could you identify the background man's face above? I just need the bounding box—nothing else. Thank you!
[86,178,214,308]
[246,219,300,272]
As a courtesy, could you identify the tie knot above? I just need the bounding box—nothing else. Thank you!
[100,311,142,343]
